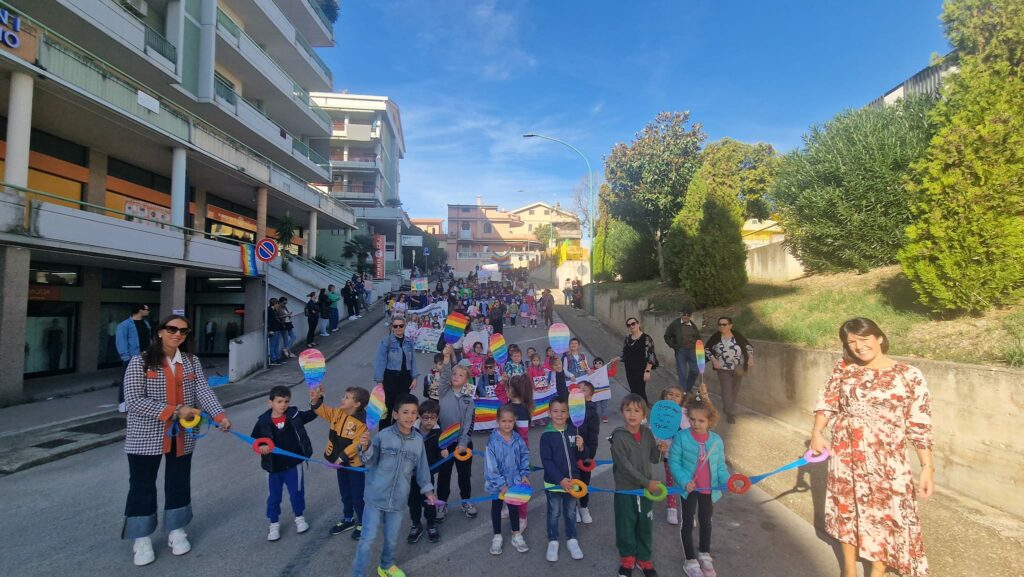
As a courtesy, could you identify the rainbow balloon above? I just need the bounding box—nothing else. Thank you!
[438,422,461,449]
[298,348,326,388]
[366,385,386,431]
[548,323,571,355]
[695,340,706,375]
[489,333,508,365]
[443,312,469,344]
[569,389,586,427]
[502,482,532,506]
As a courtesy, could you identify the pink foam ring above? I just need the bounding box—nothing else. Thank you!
[569,389,586,428]
[803,448,830,463]
[548,323,571,355]
[365,385,386,431]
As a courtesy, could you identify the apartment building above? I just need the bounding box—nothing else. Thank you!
[410,218,444,239]
[445,198,544,275]
[509,201,582,247]
[311,92,411,277]
[0,0,356,403]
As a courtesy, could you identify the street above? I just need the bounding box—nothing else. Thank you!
[0,311,839,577]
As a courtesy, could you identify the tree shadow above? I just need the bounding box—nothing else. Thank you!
[876,273,937,317]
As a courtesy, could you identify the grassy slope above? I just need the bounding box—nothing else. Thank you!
[593,266,1024,366]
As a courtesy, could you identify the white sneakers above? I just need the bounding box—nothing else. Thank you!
[268,523,281,542]
[566,538,584,560]
[697,552,717,577]
[684,559,704,577]
[133,537,155,566]
[167,529,190,556]
[490,534,503,555]
[667,508,680,525]
[579,507,593,524]
[545,540,559,562]
[295,516,309,533]
[510,533,529,553]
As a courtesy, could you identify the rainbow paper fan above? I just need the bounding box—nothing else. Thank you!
[502,482,532,506]
[489,333,508,365]
[366,385,386,431]
[474,397,500,427]
[569,389,586,427]
[443,312,469,345]
[548,323,571,355]
[298,348,326,388]
[438,422,461,449]
[695,340,706,375]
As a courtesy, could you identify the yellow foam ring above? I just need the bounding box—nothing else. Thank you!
[179,414,202,428]
[566,480,588,499]
[644,482,668,502]
[454,447,473,462]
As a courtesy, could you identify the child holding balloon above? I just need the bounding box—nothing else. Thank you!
[668,392,730,577]
[485,405,532,555]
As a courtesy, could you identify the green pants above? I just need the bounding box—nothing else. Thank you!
[614,493,654,561]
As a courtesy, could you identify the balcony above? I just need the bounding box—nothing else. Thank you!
[52,0,178,76]
[326,184,384,206]
[329,152,379,171]
[295,30,333,88]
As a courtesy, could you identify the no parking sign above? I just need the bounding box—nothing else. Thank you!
[255,238,279,262]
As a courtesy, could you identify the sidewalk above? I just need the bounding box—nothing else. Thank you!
[555,304,1024,577]
[0,303,385,475]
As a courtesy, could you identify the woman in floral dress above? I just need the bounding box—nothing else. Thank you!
[809,317,934,577]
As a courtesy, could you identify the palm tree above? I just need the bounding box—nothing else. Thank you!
[274,214,297,271]
[342,233,374,274]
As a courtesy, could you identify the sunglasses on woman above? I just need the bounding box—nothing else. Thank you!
[626,321,638,327]
[163,325,191,336]
[392,323,405,328]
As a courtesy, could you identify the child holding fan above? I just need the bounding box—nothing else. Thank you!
[540,398,585,563]
[485,405,531,555]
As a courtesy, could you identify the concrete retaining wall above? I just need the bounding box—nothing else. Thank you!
[746,240,805,282]
[228,330,266,383]
[583,285,1024,518]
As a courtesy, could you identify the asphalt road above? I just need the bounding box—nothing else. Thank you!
[0,311,839,577]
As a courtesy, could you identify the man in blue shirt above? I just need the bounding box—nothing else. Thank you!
[115,304,151,411]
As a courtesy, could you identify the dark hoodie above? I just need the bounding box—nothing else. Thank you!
[540,422,581,486]
[577,400,600,460]
[251,406,317,473]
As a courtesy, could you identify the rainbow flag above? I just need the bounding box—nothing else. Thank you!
[438,422,461,449]
[240,243,258,277]
[532,384,556,422]
[474,397,500,431]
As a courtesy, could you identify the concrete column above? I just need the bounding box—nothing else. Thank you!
[395,220,403,271]
[4,71,34,188]
[84,149,108,212]
[0,246,29,405]
[255,186,267,240]
[160,267,187,317]
[243,277,263,334]
[193,188,207,234]
[343,145,349,161]
[76,268,102,373]
[170,147,187,228]
[307,210,318,258]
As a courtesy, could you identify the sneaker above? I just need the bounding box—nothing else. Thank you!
[545,540,559,562]
[133,537,155,566]
[642,568,658,577]
[407,524,424,544]
[427,525,440,542]
[267,523,281,542]
[617,566,633,577]
[490,535,503,555]
[351,525,362,540]
[667,508,679,525]
[435,503,448,522]
[602,416,609,423]
[168,529,190,555]
[566,538,583,560]
[576,509,582,523]
[684,560,704,577]
[462,502,478,518]
[295,516,309,534]
[330,519,356,536]
[696,553,717,577]
[377,565,406,577]
[579,507,593,524]
[511,533,529,553]
[270,360,283,366]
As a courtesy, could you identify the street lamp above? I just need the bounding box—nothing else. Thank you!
[523,132,595,315]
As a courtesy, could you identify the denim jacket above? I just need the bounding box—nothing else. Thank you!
[359,424,433,512]
[115,317,151,361]
[484,429,531,495]
[373,333,419,383]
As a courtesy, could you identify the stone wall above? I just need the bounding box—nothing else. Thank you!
[746,240,805,281]
[583,284,1024,518]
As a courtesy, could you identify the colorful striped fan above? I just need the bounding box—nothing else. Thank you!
[438,422,461,449]
[502,483,532,506]
[297,348,326,388]
[443,312,469,344]
[366,385,386,431]
[474,397,500,428]
[569,389,586,427]
[695,340,706,375]
[548,323,571,354]
[489,333,508,365]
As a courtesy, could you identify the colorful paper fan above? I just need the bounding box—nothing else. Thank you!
[366,385,386,431]
[438,422,461,449]
[569,389,586,427]
[298,348,326,388]
[489,333,508,365]
[443,312,469,344]
[548,323,571,355]
[695,340,706,375]
[650,400,684,441]
[502,483,532,506]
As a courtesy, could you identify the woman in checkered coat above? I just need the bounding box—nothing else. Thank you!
[121,315,233,567]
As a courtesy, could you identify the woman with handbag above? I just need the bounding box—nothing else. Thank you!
[704,317,753,424]
[621,316,658,405]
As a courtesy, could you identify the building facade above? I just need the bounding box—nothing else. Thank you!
[509,201,582,247]
[410,218,444,239]
[0,0,354,404]
[868,52,958,108]
[445,198,543,275]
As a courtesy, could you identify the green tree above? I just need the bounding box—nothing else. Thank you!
[695,138,779,221]
[533,223,557,248]
[772,94,936,273]
[342,233,374,274]
[604,112,706,281]
[899,0,1024,313]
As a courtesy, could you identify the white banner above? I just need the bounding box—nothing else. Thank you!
[408,300,448,318]
[415,328,442,352]
[570,363,612,402]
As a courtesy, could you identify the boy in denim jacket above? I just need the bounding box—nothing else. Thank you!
[350,394,436,577]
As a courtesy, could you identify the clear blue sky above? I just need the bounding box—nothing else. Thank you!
[322,0,950,226]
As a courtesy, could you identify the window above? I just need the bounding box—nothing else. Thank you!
[528,209,534,215]
[461,207,470,213]
[528,224,533,231]
[544,209,550,215]
[461,222,470,230]
[484,223,492,233]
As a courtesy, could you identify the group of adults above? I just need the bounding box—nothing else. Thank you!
[618,307,933,577]
[562,278,584,308]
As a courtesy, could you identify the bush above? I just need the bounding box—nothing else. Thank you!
[594,217,657,282]
[772,95,936,273]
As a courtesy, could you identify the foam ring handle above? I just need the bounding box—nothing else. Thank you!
[803,448,830,463]
[577,458,596,472]
[454,447,473,462]
[644,482,669,502]
[566,480,588,499]
[179,414,202,429]
[252,437,275,454]
[727,473,751,494]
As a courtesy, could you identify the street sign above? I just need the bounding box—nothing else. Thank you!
[423,247,431,256]
[255,238,279,262]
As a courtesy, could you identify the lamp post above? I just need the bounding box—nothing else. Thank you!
[523,133,595,315]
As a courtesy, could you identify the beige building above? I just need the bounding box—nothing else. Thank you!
[445,198,543,274]
[510,201,582,247]
[411,218,445,239]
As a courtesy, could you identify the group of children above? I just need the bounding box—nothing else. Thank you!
[251,337,732,577]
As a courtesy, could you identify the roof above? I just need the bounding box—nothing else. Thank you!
[511,201,578,220]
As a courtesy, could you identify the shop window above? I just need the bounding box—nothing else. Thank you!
[109,157,171,193]
[191,277,245,293]
[29,263,80,286]
[25,301,78,376]
[194,305,244,355]
[101,270,162,290]
[97,303,160,369]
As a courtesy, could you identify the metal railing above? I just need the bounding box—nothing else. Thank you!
[213,75,238,105]
[295,30,333,83]
[305,0,334,33]
[216,8,241,38]
[292,139,329,168]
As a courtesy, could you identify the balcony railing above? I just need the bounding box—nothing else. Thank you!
[216,7,241,38]
[213,76,238,105]
[292,139,329,169]
[113,1,177,63]
[306,0,333,32]
[295,30,333,84]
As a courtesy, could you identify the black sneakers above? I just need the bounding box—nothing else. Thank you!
[351,525,361,540]
[407,525,424,544]
[427,525,440,542]
[329,520,356,536]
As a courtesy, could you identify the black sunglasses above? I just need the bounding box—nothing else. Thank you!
[718,323,730,327]
[163,326,191,335]
[392,323,406,328]
[626,321,638,327]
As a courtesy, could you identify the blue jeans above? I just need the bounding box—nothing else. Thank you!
[675,348,699,393]
[268,331,282,362]
[350,506,403,577]
[282,328,296,353]
[267,466,304,523]
[329,308,340,331]
[546,491,577,541]
[337,468,365,523]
